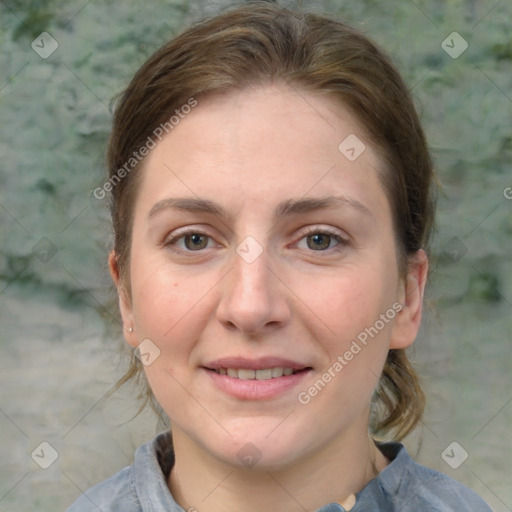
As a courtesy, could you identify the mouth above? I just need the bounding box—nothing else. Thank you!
[207,367,309,379]
[202,357,313,400]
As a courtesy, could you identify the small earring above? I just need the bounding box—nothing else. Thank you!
[128,326,133,333]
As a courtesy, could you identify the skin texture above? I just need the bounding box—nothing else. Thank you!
[109,85,428,512]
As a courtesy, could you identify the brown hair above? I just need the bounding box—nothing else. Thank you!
[107,2,435,440]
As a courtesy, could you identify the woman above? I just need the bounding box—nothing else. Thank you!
[69,3,492,511]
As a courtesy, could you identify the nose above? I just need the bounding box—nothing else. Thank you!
[216,247,291,336]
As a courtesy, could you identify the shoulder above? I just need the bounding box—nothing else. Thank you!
[66,432,175,512]
[66,464,139,512]
[405,462,493,511]
[372,442,493,512]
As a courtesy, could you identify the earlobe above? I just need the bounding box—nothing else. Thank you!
[108,250,138,348]
[389,249,429,350]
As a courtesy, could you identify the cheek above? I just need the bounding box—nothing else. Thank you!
[295,264,395,341]
[291,261,398,401]
[128,254,222,372]
[130,263,216,417]
[127,235,235,410]
[130,248,198,333]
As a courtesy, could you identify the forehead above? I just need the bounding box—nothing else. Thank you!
[136,85,388,218]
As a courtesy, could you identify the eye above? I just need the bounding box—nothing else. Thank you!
[296,229,346,251]
[182,233,210,250]
[164,230,217,252]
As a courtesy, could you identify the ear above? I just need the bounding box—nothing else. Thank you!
[109,250,139,348]
[389,249,429,349]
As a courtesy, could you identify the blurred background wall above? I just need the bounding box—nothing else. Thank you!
[0,0,511,510]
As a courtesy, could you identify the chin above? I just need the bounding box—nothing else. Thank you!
[207,424,313,471]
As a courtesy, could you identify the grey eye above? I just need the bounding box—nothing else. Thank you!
[184,233,209,250]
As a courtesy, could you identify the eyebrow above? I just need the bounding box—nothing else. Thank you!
[275,196,373,220]
[147,195,374,221]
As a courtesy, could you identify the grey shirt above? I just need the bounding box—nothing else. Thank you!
[67,432,492,511]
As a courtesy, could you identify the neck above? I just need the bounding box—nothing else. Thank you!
[168,418,389,512]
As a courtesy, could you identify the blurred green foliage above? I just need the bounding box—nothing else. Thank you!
[0,0,511,313]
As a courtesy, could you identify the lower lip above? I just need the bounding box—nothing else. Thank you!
[203,368,312,400]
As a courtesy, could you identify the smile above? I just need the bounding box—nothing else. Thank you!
[204,366,312,400]
[213,367,299,379]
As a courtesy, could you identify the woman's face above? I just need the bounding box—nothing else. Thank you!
[114,85,424,469]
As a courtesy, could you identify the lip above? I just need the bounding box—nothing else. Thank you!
[203,356,309,371]
[202,356,312,400]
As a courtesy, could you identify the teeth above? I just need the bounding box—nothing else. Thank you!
[215,367,299,379]
[271,367,284,377]
[255,369,272,380]
[238,369,256,380]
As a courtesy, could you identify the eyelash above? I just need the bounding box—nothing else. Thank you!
[295,226,348,253]
[163,226,348,256]
[163,227,217,255]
